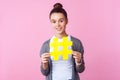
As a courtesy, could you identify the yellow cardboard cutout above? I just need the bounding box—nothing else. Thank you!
[50,36,73,61]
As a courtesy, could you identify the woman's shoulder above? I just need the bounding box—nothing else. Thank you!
[42,39,50,45]
[70,35,82,43]
[70,35,84,53]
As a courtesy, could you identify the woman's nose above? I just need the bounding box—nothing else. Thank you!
[56,22,60,27]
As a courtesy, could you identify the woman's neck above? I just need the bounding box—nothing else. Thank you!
[55,33,68,39]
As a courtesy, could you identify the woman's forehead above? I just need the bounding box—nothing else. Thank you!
[50,13,65,20]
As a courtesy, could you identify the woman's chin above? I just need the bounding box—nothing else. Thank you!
[55,31,62,34]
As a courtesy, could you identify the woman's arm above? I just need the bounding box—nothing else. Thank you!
[40,41,50,76]
[72,38,85,73]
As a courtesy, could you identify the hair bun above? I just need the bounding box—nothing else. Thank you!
[53,3,63,9]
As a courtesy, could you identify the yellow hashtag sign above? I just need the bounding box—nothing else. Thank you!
[50,36,73,61]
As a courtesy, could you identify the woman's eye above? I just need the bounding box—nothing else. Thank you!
[51,21,56,23]
[60,20,63,22]
[60,19,64,22]
[53,21,56,23]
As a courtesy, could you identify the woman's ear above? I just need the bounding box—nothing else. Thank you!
[66,18,68,24]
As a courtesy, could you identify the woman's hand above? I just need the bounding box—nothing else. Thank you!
[41,53,50,64]
[72,51,82,65]
[41,53,50,70]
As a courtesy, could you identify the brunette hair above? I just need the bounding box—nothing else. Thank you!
[49,3,68,19]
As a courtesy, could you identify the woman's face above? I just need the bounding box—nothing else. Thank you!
[50,13,68,36]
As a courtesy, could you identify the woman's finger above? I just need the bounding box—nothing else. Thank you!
[42,53,50,58]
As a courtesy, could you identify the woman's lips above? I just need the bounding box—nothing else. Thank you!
[56,27,62,31]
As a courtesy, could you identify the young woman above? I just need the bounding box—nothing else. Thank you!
[40,3,85,80]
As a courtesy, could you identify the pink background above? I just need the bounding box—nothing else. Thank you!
[0,0,120,80]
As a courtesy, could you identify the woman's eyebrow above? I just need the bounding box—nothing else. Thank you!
[59,18,65,20]
[51,19,56,21]
[51,17,65,21]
